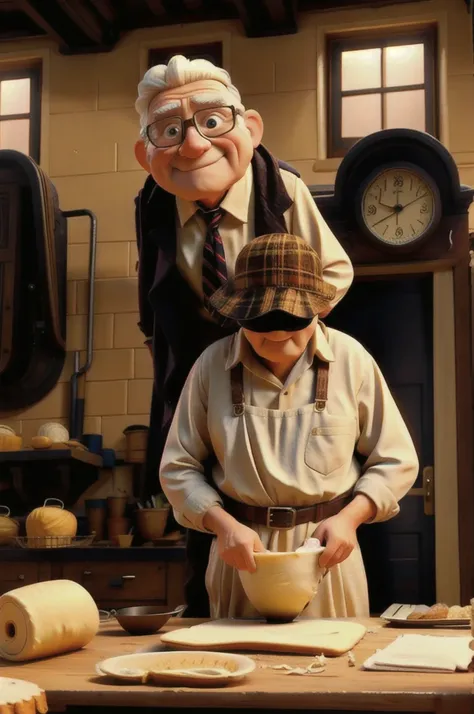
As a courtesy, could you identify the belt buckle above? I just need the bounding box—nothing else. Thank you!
[266,506,296,530]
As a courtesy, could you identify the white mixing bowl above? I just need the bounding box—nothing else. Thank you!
[238,548,326,622]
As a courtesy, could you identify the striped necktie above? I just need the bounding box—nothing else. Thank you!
[198,204,229,322]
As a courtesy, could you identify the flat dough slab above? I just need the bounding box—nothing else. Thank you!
[161,618,366,656]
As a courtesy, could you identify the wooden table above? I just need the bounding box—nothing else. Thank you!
[0,618,473,713]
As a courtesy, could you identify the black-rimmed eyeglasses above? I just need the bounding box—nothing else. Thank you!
[145,105,243,149]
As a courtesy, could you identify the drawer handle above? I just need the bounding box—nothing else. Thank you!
[83,570,92,576]
[18,574,25,580]
[121,575,136,580]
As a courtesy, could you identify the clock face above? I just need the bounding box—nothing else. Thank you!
[360,166,441,247]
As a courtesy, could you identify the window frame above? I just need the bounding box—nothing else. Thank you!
[0,64,42,163]
[327,26,438,158]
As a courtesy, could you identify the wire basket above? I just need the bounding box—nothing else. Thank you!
[14,534,96,549]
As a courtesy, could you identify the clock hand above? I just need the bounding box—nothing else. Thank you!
[371,210,397,227]
[377,187,395,210]
[371,192,429,228]
[399,193,428,210]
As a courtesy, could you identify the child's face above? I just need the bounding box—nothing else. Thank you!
[243,319,317,365]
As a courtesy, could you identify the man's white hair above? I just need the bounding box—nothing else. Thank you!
[135,54,243,134]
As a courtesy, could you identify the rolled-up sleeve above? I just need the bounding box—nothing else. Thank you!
[159,353,223,532]
[354,353,419,523]
[290,178,354,310]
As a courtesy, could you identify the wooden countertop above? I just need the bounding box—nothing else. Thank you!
[0,618,473,713]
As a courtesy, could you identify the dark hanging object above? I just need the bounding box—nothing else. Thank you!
[0,150,67,411]
[0,150,96,414]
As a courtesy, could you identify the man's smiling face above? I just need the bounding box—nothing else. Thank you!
[135,79,263,205]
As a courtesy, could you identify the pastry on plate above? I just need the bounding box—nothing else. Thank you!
[407,603,449,620]
[447,605,471,619]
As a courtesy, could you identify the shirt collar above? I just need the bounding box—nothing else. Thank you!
[225,322,335,373]
[176,165,252,227]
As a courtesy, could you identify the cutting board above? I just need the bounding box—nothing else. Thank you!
[160,618,367,656]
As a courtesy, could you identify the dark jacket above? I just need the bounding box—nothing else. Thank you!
[135,144,299,498]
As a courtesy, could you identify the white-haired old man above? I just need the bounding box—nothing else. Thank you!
[133,54,354,617]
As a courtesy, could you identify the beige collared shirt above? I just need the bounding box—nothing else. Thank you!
[160,323,418,619]
[174,165,354,319]
[160,323,419,530]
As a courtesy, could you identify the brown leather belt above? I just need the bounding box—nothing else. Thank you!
[222,490,353,530]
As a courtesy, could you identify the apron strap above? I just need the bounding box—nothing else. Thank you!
[230,363,244,416]
[230,357,330,415]
[314,359,329,412]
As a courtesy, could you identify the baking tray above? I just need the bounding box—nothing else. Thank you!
[380,603,471,628]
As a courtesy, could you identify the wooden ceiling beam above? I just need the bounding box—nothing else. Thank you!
[263,0,297,30]
[56,0,105,44]
[16,0,69,47]
[88,0,116,24]
[230,0,252,34]
[231,0,298,37]
[182,0,202,9]
[144,0,167,16]
[300,0,429,9]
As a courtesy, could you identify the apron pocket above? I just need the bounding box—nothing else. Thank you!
[304,418,356,476]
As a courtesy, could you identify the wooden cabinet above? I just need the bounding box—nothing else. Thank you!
[0,549,186,610]
[61,561,185,609]
[0,562,44,595]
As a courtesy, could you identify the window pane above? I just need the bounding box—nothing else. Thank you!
[0,78,30,115]
[384,89,425,131]
[0,119,30,154]
[384,44,424,87]
[341,48,382,91]
[342,93,382,137]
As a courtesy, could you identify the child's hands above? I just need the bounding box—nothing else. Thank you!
[313,514,358,568]
[216,521,266,571]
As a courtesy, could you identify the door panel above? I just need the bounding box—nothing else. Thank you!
[325,275,435,612]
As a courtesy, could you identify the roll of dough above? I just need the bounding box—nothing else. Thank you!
[0,580,99,662]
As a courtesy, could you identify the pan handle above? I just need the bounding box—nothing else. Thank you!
[98,609,117,622]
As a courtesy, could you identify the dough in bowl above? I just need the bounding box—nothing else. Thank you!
[239,548,326,622]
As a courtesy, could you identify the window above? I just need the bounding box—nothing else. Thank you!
[148,42,223,70]
[327,27,437,157]
[0,65,41,162]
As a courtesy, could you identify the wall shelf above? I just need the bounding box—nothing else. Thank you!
[0,448,102,510]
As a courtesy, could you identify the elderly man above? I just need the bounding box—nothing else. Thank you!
[133,54,354,617]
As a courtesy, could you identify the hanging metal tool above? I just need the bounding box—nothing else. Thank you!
[63,209,97,440]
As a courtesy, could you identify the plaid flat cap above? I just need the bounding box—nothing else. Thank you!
[209,233,337,321]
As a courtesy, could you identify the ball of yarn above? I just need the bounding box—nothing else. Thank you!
[0,425,16,436]
[37,423,69,443]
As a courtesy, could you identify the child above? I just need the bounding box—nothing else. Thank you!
[160,233,418,618]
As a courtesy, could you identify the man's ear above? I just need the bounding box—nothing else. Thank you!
[134,139,151,172]
[243,109,264,148]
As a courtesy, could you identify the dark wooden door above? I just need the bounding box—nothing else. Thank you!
[325,275,435,613]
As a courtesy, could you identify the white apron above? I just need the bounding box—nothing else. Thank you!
[205,355,370,620]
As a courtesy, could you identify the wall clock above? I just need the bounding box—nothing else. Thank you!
[356,162,442,250]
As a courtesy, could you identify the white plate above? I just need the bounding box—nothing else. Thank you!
[380,603,470,628]
[96,650,256,687]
